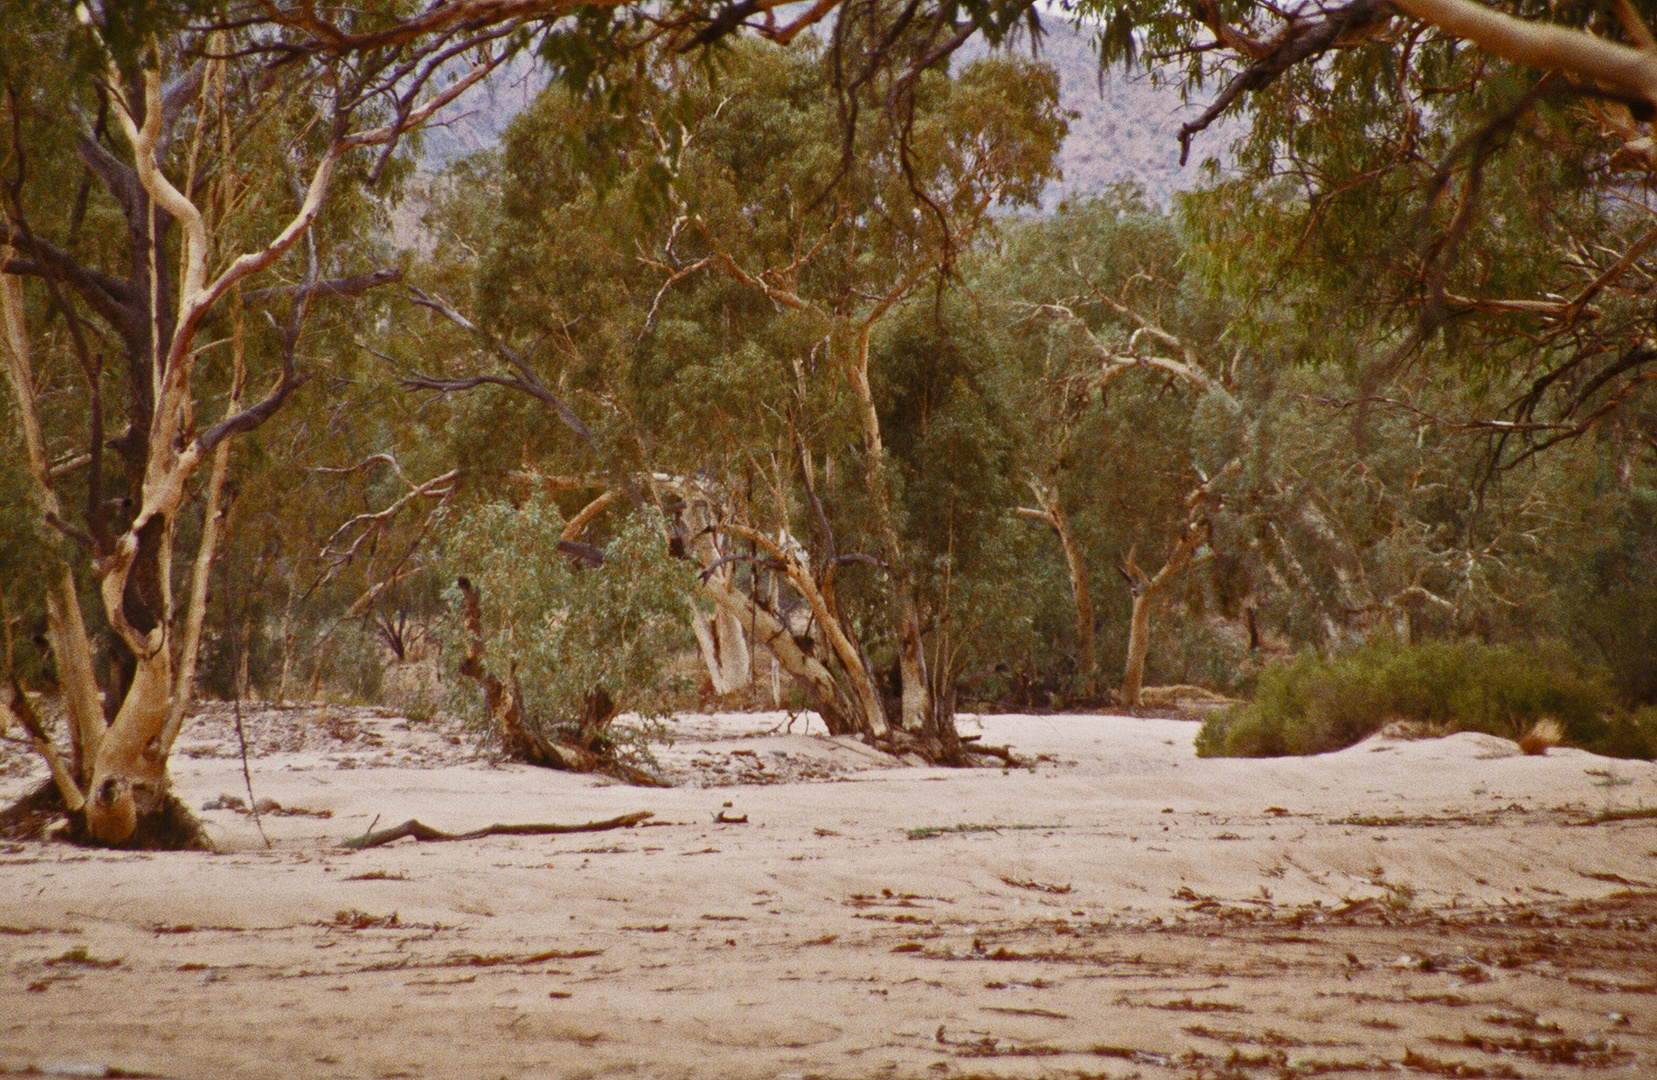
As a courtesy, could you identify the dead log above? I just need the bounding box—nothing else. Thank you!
[341,810,655,850]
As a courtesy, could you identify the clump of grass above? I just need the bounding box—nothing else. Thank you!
[1381,881,1416,911]
[1196,638,1641,759]
[1518,718,1563,756]
[905,823,1055,840]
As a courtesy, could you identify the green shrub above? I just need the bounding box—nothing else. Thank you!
[441,495,698,768]
[1196,638,1619,758]
[1588,706,1657,761]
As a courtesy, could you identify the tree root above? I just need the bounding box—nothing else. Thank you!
[340,810,655,850]
[0,780,63,843]
[0,778,212,850]
[875,729,1026,769]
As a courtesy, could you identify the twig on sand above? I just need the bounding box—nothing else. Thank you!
[232,678,270,849]
[340,811,655,850]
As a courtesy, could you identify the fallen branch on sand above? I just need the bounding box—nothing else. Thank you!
[340,811,654,850]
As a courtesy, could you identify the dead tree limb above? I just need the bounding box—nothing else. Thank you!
[340,810,655,850]
[403,286,593,442]
[7,679,85,814]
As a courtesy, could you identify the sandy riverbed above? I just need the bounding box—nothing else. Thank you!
[3,705,1656,1079]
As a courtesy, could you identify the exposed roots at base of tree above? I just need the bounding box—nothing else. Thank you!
[457,576,674,787]
[875,729,1026,769]
[506,742,675,788]
[495,702,674,788]
[0,779,213,850]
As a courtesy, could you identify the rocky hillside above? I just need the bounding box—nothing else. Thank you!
[1028,20,1237,209]
[415,20,1240,211]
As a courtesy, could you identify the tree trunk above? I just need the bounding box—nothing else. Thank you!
[1117,459,1241,709]
[703,577,856,731]
[665,472,890,739]
[1020,481,1096,696]
[83,634,173,843]
[454,576,662,781]
[689,595,754,697]
[1119,585,1157,711]
[1052,502,1095,693]
[847,322,932,732]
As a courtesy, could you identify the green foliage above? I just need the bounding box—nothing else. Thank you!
[1557,480,1657,707]
[396,35,1070,725]
[1590,707,1657,763]
[964,191,1236,690]
[1196,638,1621,758]
[441,496,697,760]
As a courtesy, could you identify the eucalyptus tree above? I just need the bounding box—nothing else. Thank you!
[0,4,564,846]
[2,0,1072,842]
[1085,0,1657,461]
[392,38,1065,757]
[643,44,1065,748]
[976,192,1253,705]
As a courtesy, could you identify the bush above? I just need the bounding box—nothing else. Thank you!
[441,496,698,768]
[1196,638,1620,758]
[1589,706,1657,761]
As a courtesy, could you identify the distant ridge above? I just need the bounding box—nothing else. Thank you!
[412,20,1239,213]
[1024,19,1237,209]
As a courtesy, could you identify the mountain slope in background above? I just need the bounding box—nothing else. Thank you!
[1030,20,1237,208]
[413,20,1239,211]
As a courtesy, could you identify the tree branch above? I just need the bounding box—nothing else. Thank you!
[1178,0,1390,164]
[242,267,404,305]
[1392,0,1657,111]
[404,285,594,441]
[341,810,655,850]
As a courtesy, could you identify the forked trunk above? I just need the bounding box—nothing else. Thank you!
[84,642,173,843]
[689,599,753,697]
[1119,587,1156,710]
[1117,462,1238,709]
[1021,482,1096,696]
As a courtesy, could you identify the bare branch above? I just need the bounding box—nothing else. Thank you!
[404,285,594,441]
[322,467,462,569]
[242,267,404,305]
[1392,0,1657,110]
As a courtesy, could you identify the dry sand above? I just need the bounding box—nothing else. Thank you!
[2,705,1656,1079]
